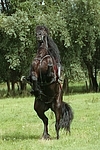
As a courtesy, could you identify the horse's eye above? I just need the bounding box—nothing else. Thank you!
[39,33,41,36]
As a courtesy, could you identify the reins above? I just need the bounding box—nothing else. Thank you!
[34,54,51,62]
[40,54,51,65]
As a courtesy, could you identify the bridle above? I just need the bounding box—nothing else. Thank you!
[36,29,48,50]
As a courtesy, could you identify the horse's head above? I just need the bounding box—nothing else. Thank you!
[36,25,49,42]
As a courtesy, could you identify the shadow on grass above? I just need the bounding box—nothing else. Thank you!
[1,133,61,141]
[1,133,40,141]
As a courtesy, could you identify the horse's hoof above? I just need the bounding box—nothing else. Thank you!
[42,134,50,140]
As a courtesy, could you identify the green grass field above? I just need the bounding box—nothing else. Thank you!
[0,93,100,150]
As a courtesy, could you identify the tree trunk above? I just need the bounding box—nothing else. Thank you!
[6,80,10,93]
[19,81,26,92]
[85,81,88,92]
[1,0,6,12]
[83,59,98,92]
[11,81,15,95]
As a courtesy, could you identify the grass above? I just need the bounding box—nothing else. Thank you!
[0,93,100,150]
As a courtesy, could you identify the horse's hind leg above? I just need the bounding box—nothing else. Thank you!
[66,122,71,135]
[55,107,61,139]
[34,99,50,139]
[52,85,62,139]
[52,101,61,139]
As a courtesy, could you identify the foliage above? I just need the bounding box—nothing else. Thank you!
[0,10,33,69]
[0,0,100,91]
[0,9,36,84]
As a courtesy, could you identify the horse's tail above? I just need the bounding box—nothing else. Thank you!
[59,101,74,134]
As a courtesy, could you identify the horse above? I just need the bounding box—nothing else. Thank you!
[27,25,73,139]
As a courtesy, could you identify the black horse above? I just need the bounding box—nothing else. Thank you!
[27,25,73,139]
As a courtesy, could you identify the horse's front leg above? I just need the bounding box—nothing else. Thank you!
[31,71,41,97]
[31,71,38,89]
[34,99,50,139]
[31,79,39,96]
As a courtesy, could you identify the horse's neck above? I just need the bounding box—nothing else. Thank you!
[40,42,46,49]
[37,45,48,58]
[37,40,49,57]
[39,36,48,49]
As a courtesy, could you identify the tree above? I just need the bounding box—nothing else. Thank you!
[0,10,35,93]
[60,0,100,92]
[0,0,100,94]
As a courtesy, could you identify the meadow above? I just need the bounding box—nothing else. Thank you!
[0,93,100,150]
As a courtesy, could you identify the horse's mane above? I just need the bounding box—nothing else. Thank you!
[35,25,61,63]
[47,35,61,62]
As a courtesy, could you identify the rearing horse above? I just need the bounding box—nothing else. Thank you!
[29,25,73,139]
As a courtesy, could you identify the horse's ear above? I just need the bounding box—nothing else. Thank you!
[44,26,49,34]
[35,25,49,35]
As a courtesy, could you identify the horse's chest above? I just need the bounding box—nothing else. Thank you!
[38,61,48,72]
